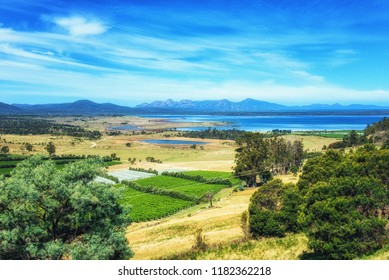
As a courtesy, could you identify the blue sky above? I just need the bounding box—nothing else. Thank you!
[1,0,389,106]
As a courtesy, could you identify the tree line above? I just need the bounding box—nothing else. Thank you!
[0,116,101,139]
[234,133,304,186]
[328,117,389,149]
[178,128,292,141]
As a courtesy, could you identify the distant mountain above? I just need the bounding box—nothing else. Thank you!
[136,98,389,112]
[1,98,388,116]
[12,100,136,115]
[0,102,21,114]
[137,98,287,112]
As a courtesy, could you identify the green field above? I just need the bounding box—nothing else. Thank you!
[118,186,194,222]
[135,175,228,198]
[181,170,242,185]
[293,130,364,139]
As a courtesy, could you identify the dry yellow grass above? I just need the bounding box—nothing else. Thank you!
[126,188,257,260]
[126,186,310,260]
[193,234,309,260]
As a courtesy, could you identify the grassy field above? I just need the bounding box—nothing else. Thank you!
[293,130,364,139]
[165,233,309,260]
[135,175,229,198]
[119,185,194,222]
[182,170,242,185]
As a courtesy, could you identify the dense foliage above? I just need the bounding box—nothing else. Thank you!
[248,146,389,259]
[234,133,304,186]
[328,117,389,149]
[299,146,389,259]
[0,156,133,260]
[249,179,303,238]
[327,130,367,149]
[365,117,389,146]
[0,116,101,139]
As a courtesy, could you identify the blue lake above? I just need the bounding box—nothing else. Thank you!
[140,139,209,145]
[138,114,389,131]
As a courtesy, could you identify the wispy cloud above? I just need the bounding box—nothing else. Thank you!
[52,16,107,36]
[1,1,389,105]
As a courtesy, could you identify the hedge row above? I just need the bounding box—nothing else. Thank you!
[128,167,159,175]
[122,180,199,203]
[161,171,232,186]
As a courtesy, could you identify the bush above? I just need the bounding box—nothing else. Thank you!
[248,179,303,239]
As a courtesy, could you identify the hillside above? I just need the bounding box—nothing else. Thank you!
[0,102,21,114]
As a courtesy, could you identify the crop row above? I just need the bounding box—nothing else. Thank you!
[118,186,194,222]
[135,175,228,198]
[161,171,232,186]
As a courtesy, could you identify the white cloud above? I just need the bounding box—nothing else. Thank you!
[54,16,107,36]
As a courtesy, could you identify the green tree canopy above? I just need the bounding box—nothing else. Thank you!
[248,179,303,238]
[234,133,304,186]
[299,146,389,259]
[0,156,133,260]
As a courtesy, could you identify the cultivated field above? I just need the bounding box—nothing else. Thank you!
[119,186,195,222]
[135,175,229,198]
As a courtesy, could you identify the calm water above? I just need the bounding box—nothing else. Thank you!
[139,114,389,132]
[140,139,209,145]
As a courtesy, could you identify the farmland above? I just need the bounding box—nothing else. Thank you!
[118,186,194,222]
[182,170,242,185]
[135,175,230,198]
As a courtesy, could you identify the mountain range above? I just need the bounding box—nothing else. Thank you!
[0,99,388,115]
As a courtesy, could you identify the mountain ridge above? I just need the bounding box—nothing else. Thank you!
[0,98,388,115]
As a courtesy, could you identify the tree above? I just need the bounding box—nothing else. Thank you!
[45,142,56,157]
[234,133,271,186]
[248,179,303,238]
[300,146,389,259]
[0,146,9,155]
[305,177,387,259]
[234,133,303,186]
[0,156,133,260]
[25,143,33,152]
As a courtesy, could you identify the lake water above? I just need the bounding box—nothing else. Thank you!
[139,114,389,132]
[140,139,209,145]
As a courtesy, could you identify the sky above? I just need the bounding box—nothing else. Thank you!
[1,0,389,106]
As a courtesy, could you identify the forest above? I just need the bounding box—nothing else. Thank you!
[0,116,101,139]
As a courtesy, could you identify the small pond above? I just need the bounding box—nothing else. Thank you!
[140,139,208,145]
